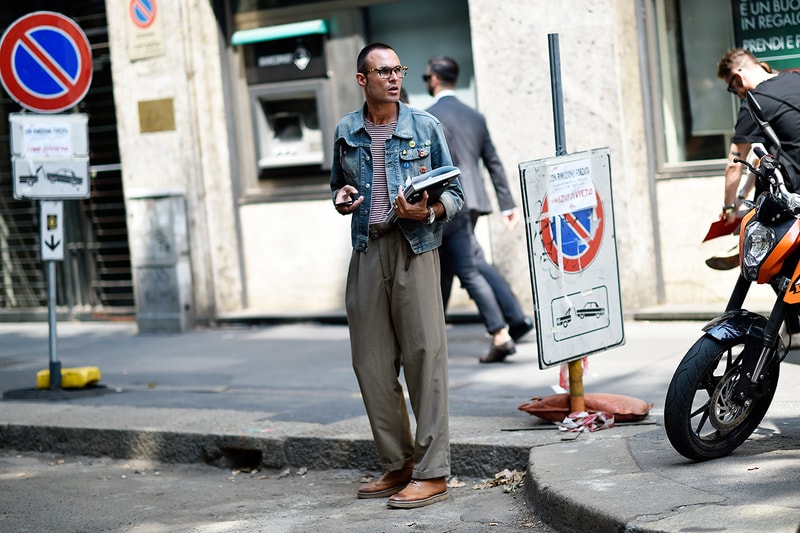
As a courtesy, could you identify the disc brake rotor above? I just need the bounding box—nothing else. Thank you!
[708,366,754,432]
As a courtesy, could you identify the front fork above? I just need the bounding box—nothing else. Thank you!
[714,275,785,404]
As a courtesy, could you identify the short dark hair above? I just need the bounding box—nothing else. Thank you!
[429,56,459,84]
[357,42,395,73]
[717,48,758,80]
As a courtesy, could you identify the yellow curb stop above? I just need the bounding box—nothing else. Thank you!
[36,366,101,389]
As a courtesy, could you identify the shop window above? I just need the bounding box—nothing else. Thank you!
[651,0,736,170]
[652,0,800,173]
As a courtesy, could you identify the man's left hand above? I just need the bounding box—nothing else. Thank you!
[503,208,521,230]
[394,187,432,222]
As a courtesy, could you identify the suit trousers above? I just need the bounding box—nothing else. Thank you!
[439,221,507,334]
[470,214,529,328]
[345,229,451,480]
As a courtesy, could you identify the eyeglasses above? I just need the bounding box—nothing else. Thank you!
[422,74,432,82]
[727,71,742,94]
[363,65,408,79]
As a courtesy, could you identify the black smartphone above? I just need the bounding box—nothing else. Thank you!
[335,199,355,207]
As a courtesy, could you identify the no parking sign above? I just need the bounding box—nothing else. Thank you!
[0,11,93,114]
[520,148,625,368]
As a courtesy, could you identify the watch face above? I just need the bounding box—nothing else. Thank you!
[428,207,436,223]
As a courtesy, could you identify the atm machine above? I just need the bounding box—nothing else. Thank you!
[249,78,332,170]
[236,20,337,172]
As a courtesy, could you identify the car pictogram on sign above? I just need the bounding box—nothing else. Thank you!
[576,301,605,319]
[556,308,572,328]
[48,168,83,185]
[18,164,83,187]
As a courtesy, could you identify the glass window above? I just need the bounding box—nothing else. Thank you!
[652,0,736,169]
[652,0,800,172]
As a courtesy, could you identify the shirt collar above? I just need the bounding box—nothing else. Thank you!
[432,89,456,104]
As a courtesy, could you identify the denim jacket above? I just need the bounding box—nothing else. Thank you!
[330,102,464,254]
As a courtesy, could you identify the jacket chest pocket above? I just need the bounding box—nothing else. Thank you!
[338,141,362,182]
[399,145,432,181]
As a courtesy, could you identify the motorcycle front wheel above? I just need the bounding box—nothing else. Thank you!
[664,334,779,461]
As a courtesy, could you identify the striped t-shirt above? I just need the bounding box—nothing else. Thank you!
[365,119,397,224]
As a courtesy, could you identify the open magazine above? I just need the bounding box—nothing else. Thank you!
[384,165,460,224]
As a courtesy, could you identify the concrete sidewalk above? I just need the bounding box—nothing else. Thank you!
[1,318,799,532]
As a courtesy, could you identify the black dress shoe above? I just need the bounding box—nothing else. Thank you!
[479,340,516,363]
[705,254,739,271]
[509,317,534,342]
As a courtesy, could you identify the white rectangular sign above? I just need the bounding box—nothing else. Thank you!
[10,113,91,200]
[10,113,89,156]
[40,201,64,262]
[519,148,625,369]
[13,157,90,199]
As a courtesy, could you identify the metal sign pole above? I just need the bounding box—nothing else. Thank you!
[40,200,64,390]
[46,259,61,390]
[548,33,567,158]
[548,33,585,413]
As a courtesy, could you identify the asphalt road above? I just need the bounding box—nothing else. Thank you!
[0,449,558,533]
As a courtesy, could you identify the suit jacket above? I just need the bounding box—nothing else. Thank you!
[426,94,515,217]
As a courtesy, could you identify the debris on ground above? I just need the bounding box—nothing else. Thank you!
[473,469,525,493]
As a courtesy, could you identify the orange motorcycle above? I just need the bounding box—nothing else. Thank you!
[664,91,800,461]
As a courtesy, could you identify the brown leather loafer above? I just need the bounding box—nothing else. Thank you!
[357,462,414,499]
[387,477,448,508]
[479,340,516,363]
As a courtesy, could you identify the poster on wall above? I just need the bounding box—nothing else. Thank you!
[733,0,800,69]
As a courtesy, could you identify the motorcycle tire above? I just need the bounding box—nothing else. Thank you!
[664,334,779,461]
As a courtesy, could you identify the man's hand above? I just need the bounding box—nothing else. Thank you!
[334,185,363,214]
[393,187,433,222]
[502,208,521,230]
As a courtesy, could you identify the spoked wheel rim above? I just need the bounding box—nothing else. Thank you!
[686,342,746,443]
[708,364,754,433]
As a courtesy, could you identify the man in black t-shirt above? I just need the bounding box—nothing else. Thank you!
[718,48,800,221]
[717,48,800,335]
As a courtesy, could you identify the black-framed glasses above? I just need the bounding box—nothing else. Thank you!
[727,71,742,94]
[363,65,408,79]
[422,74,432,82]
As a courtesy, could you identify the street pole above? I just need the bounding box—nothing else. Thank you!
[548,33,585,413]
[46,233,61,391]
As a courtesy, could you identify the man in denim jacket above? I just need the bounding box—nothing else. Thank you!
[330,42,464,509]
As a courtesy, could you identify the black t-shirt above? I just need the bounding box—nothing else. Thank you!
[733,71,800,192]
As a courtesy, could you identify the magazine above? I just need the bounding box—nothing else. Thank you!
[384,165,460,223]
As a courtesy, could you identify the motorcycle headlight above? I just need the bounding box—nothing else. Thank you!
[742,222,776,280]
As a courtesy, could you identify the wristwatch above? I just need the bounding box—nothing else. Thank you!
[426,206,436,224]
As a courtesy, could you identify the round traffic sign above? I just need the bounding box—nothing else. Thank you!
[0,11,93,114]
[130,0,158,29]
[540,191,605,273]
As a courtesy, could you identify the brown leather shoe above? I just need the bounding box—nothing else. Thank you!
[479,340,516,363]
[387,477,448,508]
[357,462,414,499]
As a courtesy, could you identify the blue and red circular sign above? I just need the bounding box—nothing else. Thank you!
[130,0,158,29]
[540,191,605,273]
[0,11,93,114]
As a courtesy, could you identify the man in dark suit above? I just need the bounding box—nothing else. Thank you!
[425,56,533,363]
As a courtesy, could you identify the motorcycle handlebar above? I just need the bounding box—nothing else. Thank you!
[741,147,800,214]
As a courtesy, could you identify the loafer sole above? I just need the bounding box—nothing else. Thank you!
[387,490,448,508]
[357,484,407,499]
